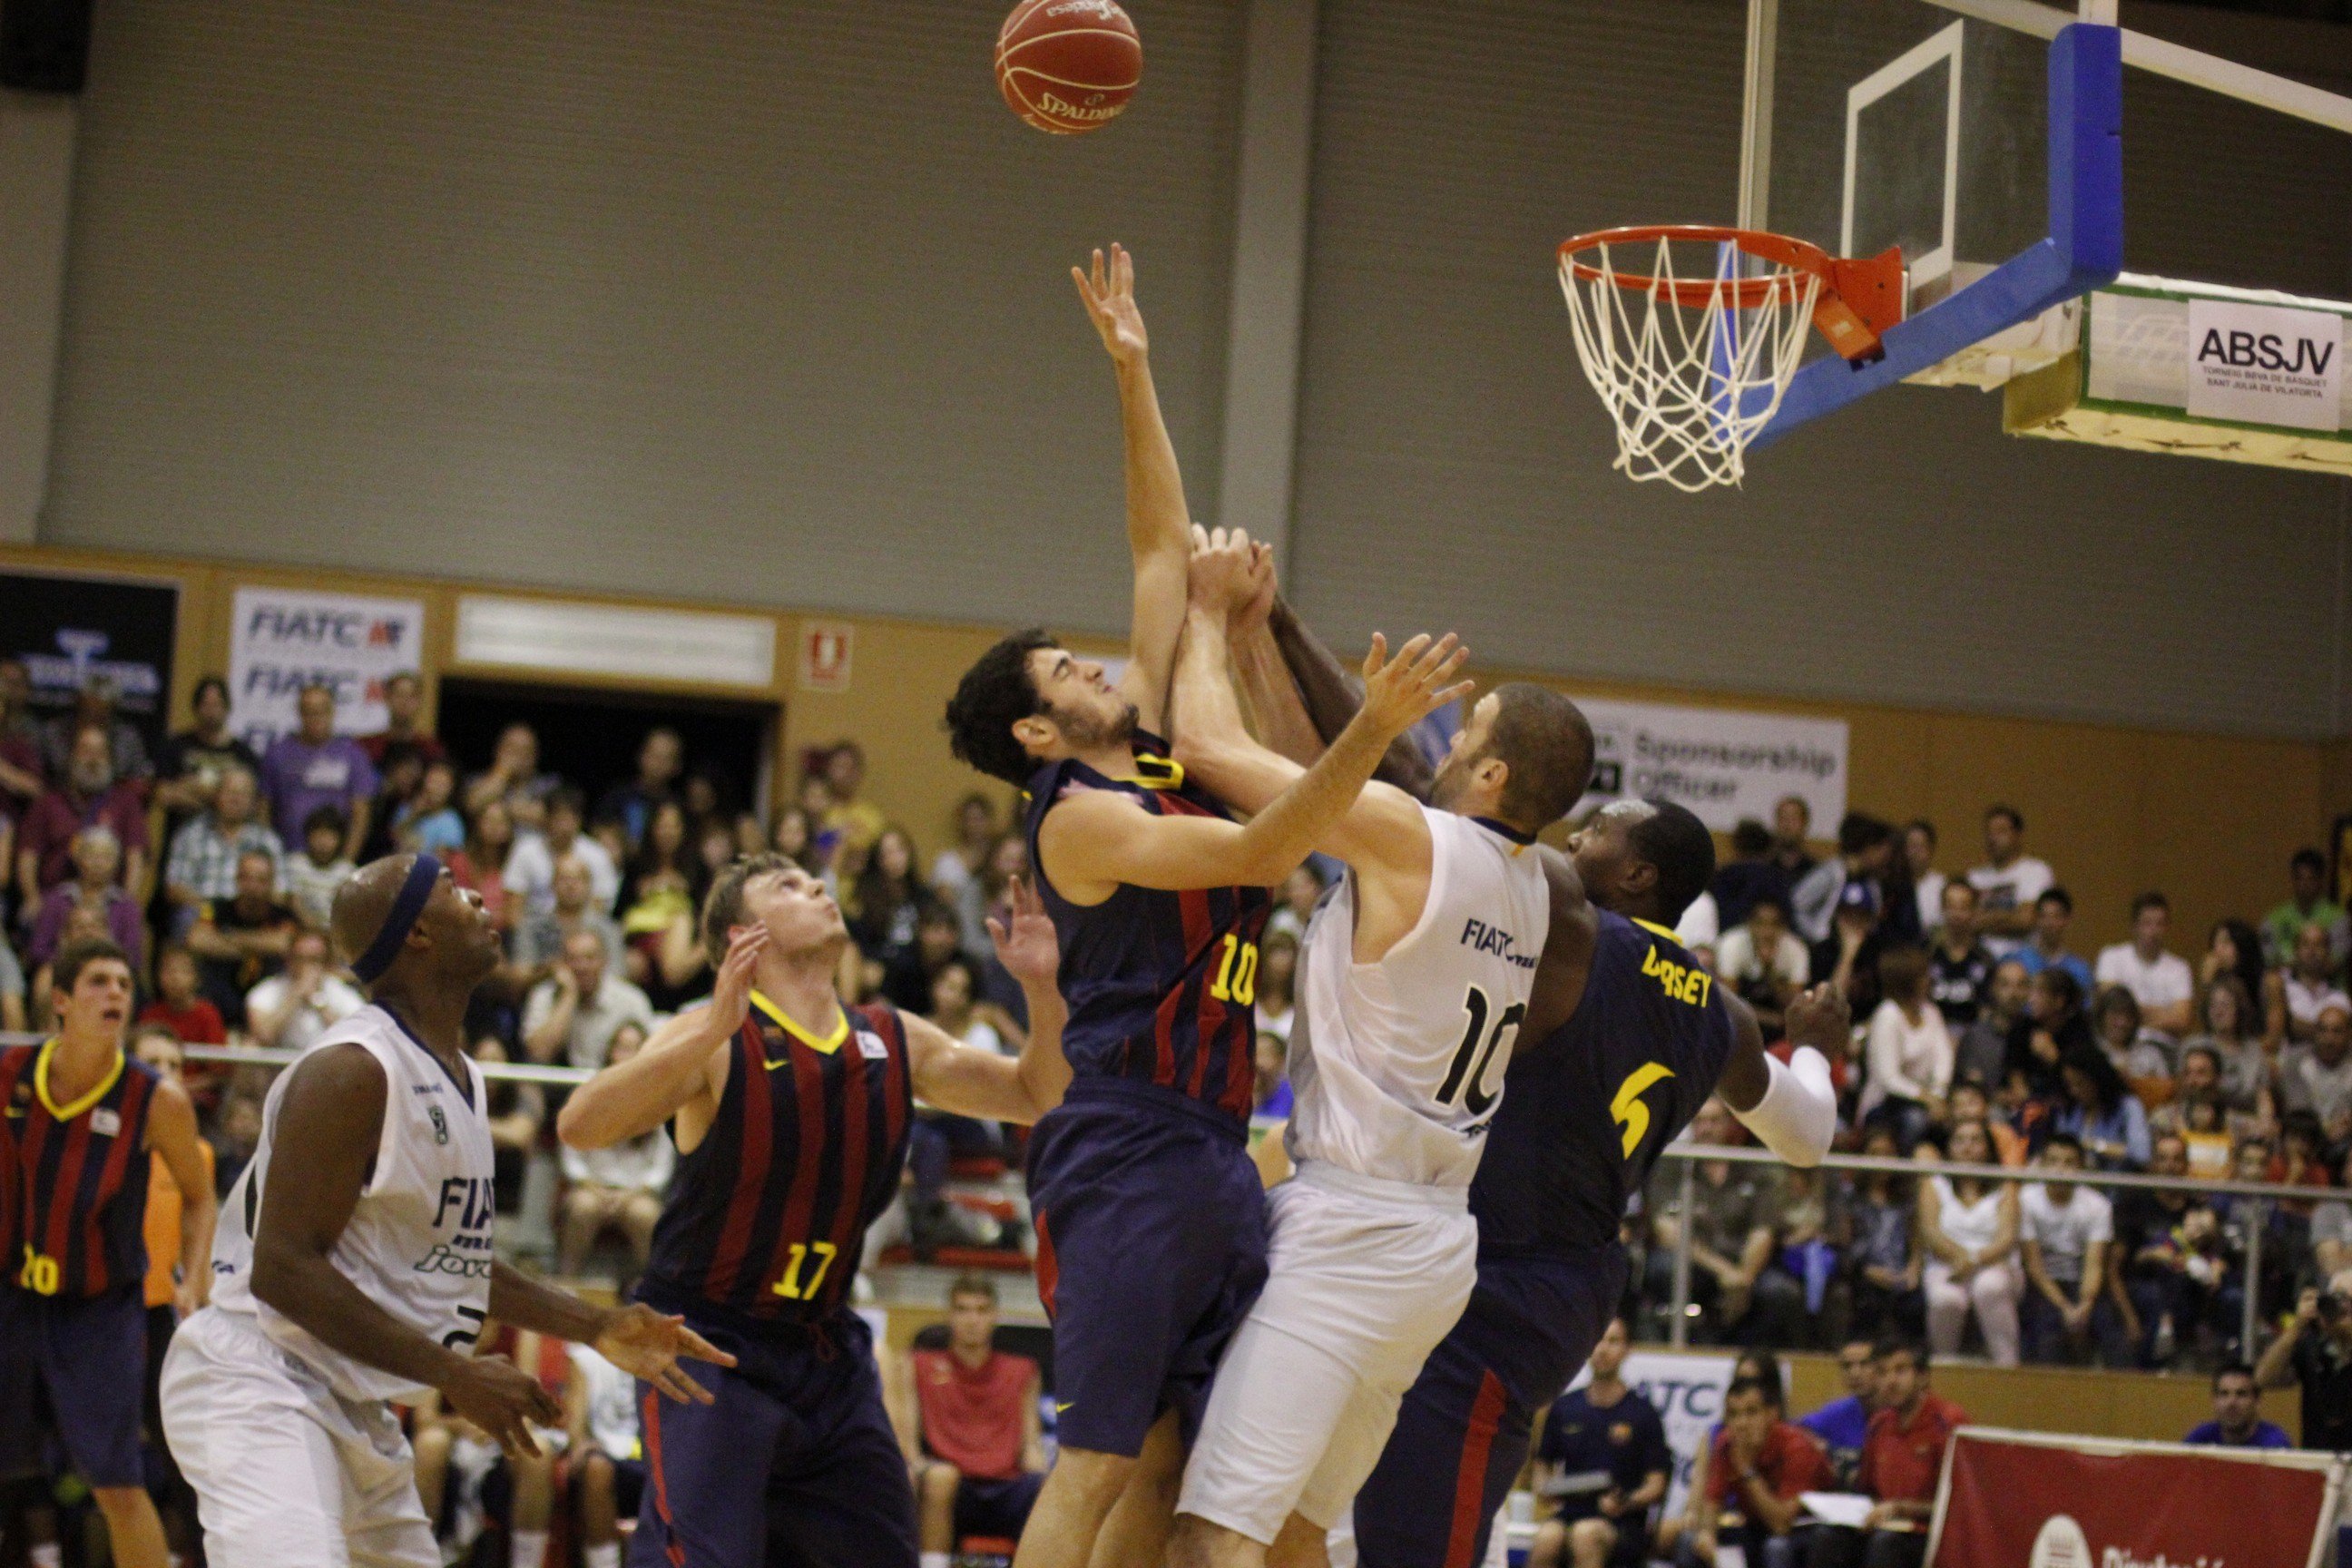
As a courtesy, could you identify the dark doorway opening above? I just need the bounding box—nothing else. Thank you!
[435,679,779,828]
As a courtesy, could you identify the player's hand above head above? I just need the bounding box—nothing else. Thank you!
[1232,540,1277,638]
[1782,985,1852,1052]
[985,876,1059,985]
[594,1304,737,1407]
[443,1354,563,1460]
[1072,242,1148,364]
[708,926,768,1038]
[1187,524,1259,615]
[1354,632,1472,740]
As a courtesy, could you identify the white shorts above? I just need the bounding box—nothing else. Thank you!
[159,1308,439,1568]
[1178,1161,1478,1544]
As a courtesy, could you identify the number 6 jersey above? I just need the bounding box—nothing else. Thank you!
[1288,807,1551,1188]
[209,1005,496,1402]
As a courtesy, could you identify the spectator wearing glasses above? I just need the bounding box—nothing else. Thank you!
[2184,1362,2290,1449]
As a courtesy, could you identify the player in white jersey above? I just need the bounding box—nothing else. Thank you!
[160,853,730,1568]
[1163,531,1597,1568]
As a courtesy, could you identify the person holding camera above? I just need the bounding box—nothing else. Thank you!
[2254,1286,2352,1450]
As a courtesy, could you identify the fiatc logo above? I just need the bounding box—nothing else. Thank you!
[241,600,411,655]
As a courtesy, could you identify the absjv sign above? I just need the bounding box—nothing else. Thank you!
[2185,298,2344,433]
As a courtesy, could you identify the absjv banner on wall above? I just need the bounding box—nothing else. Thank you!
[1928,1427,2341,1568]
[228,587,426,749]
[1573,698,1847,834]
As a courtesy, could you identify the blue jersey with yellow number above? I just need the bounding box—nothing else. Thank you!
[1469,909,1734,1258]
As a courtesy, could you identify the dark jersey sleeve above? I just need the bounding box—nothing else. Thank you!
[1630,1397,1672,1485]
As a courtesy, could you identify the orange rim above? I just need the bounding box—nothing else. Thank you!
[1558,223,1906,363]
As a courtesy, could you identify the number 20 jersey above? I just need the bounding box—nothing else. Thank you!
[210,1005,496,1403]
[1468,908,1735,1258]
[1289,808,1551,1189]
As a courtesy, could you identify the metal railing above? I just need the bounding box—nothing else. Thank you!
[1652,1142,2315,1358]
[0,1032,597,1086]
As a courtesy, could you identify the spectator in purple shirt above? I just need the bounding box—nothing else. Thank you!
[28,825,146,970]
[15,724,149,908]
[258,683,377,863]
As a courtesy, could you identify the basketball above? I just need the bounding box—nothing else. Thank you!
[995,0,1142,136]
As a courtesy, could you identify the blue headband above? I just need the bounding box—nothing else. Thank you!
[350,854,443,985]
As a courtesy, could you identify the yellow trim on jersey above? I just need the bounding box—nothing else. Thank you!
[748,991,848,1055]
[34,1038,125,1123]
[1112,752,1186,791]
[1631,918,1682,944]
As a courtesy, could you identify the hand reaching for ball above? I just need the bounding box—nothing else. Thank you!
[1073,244,1148,365]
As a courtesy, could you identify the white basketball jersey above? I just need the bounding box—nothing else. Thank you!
[211,1005,497,1403]
[1287,808,1551,1188]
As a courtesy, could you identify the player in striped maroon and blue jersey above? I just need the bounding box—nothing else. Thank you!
[945,246,1470,1568]
[558,856,1073,1568]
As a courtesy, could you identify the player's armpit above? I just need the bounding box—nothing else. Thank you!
[903,1012,1050,1125]
[1518,849,1600,1044]
[1038,787,1286,898]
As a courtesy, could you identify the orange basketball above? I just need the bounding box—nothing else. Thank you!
[995,0,1142,136]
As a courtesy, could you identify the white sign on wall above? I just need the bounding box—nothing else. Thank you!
[1573,698,1847,833]
[228,587,427,749]
[2184,298,2344,433]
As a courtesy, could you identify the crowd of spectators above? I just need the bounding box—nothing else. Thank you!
[1635,797,2352,1371]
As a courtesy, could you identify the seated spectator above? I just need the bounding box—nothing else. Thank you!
[1255,928,1299,1048]
[2158,1058,2235,1180]
[1674,1376,1831,1568]
[894,1275,1048,1562]
[358,671,446,768]
[2004,888,2089,997]
[1793,813,1894,949]
[1716,896,1808,1039]
[1965,806,2052,957]
[510,855,626,979]
[140,943,228,1104]
[592,726,682,850]
[1530,1317,1670,1568]
[620,799,701,926]
[283,805,357,931]
[1857,946,1950,1152]
[1769,1166,1840,1343]
[358,739,426,863]
[2004,965,2091,1109]
[1267,862,1326,945]
[1926,883,1994,1028]
[2254,1285,2352,1452]
[2185,1361,2292,1449]
[506,785,621,923]
[1903,819,1945,937]
[391,758,466,857]
[880,904,966,1015]
[2094,892,2195,1043]
[1770,795,1818,886]
[954,831,1026,962]
[2054,1044,2151,1170]
[469,1036,546,1216]
[2091,985,2173,1102]
[260,681,376,860]
[27,903,111,1031]
[819,740,887,860]
[1918,1118,2021,1365]
[2180,976,2276,1135]
[1806,1340,1965,1568]
[162,764,282,924]
[850,826,937,973]
[447,797,517,932]
[464,720,559,828]
[1645,1100,1806,1347]
[186,848,302,1028]
[152,675,261,827]
[243,927,365,1054]
[556,1024,671,1279]
[1844,1128,1925,1342]
[2018,1132,2127,1365]
[2283,921,2352,1045]
[1798,1338,1878,1488]
[1951,959,2026,1095]
[2111,1133,2232,1367]
[1944,1082,2025,1167]
[928,791,999,901]
[1710,817,1788,932]
[15,722,150,906]
[522,926,656,1073]
[2199,916,2274,1028]
[0,656,47,814]
[2278,1005,2352,1152]
[27,826,146,970]
[2265,848,2349,974]
[38,672,152,787]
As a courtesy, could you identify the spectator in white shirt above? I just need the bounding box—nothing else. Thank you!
[1905,818,1946,938]
[557,1023,674,1278]
[1675,889,1720,970]
[523,926,656,1073]
[1716,896,1809,1038]
[2019,1132,2125,1365]
[1860,945,1953,1150]
[2284,920,2352,1045]
[505,786,621,923]
[2094,892,2196,1042]
[243,927,365,1054]
[1966,805,2053,956]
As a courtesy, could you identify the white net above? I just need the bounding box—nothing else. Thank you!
[1559,236,1821,492]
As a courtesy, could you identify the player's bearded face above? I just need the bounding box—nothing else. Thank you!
[1044,690,1138,750]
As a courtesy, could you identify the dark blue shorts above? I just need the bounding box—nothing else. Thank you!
[628,1305,916,1568]
[956,1471,1045,1540]
[1353,1246,1627,1568]
[1026,1081,1269,1457]
[0,1284,148,1489]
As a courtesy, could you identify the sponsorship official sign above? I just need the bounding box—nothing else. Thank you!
[229,586,426,748]
[1928,1427,2340,1568]
[1572,699,1847,834]
[2185,298,2344,433]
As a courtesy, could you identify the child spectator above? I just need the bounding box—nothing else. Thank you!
[284,805,358,931]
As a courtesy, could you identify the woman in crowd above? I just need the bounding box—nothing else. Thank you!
[2179,975,2275,1136]
[928,792,1000,900]
[448,796,517,933]
[1919,1116,2023,1365]
[1858,945,1952,1151]
[2092,985,2174,1102]
[848,825,933,975]
[2007,965,2092,1103]
[392,758,466,857]
[769,805,828,887]
[2200,916,2282,1041]
[2055,1044,2152,1170]
[955,831,1026,961]
[555,1023,671,1280]
[1846,1125,1924,1338]
[619,799,704,1009]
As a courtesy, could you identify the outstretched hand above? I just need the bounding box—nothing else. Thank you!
[986,876,1060,985]
[594,1304,737,1407]
[1355,632,1473,740]
[707,926,768,1040]
[1782,985,1851,1053]
[1073,243,1148,364]
[1188,524,1265,617]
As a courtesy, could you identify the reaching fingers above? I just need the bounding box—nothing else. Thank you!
[1378,633,1435,679]
[1191,522,1210,552]
[1014,876,1043,917]
[1112,241,1132,295]
[1406,632,1460,681]
[653,1363,715,1406]
[659,1316,735,1367]
[1360,632,1388,678]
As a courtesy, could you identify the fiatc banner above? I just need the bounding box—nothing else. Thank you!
[1572,698,1847,835]
[1928,1427,2342,1568]
[227,587,426,749]
[0,570,179,757]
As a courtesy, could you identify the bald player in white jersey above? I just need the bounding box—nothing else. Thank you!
[161,853,730,1568]
[1162,532,1597,1568]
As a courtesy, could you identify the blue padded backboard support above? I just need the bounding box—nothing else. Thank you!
[1749,21,2122,448]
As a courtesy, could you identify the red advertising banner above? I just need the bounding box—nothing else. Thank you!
[1931,1428,2338,1568]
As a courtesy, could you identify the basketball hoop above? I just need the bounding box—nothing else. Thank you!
[1557,225,1905,491]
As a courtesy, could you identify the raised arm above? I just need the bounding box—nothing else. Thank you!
[557,928,764,1151]
[1073,244,1192,737]
[1264,596,1437,799]
[1718,987,1844,1168]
